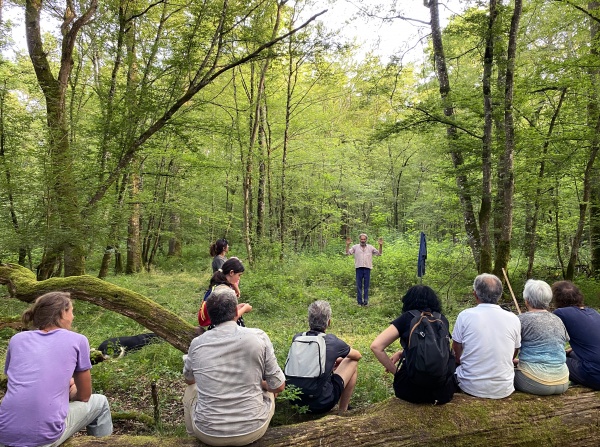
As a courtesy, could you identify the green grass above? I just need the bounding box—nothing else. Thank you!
[2,238,600,435]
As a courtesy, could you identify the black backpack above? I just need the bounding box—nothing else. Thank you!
[404,310,451,386]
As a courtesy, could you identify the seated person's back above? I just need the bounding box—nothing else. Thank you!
[183,286,285,446]
[452,273,521,399]
[285,300,361,414]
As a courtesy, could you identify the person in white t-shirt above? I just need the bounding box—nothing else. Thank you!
[452,273,521,399]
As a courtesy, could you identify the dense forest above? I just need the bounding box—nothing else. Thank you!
[1,0,600,281]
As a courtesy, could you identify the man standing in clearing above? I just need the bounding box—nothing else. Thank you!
[346,234,383,306]
[452,273,521,399]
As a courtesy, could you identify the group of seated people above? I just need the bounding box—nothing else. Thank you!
[1,273,600,447]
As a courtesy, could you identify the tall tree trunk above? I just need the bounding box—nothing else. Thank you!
[566,1,600,280]
[479,0,498,274]
[25,0,96,277]
[98,173,128,279]
[280,30,294,261]
[493,0,522,277]
[256,106,267,239]
[126,168,142,274]
[525,88,567,278]
[587,1,600,277]
[427,0,481,269]
[0,80,27,265]
[168,212,182,257]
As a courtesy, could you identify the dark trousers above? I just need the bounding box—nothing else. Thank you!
[355,267,371,305]
[567,351,600,390]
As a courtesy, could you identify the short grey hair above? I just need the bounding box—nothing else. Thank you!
[207,285,238,325]
[473,273,503,304]
[359,233,368,239]
[308,300,331,332]
[523,279,552,310]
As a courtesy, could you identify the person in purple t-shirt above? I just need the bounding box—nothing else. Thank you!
[0,292,112,447]
[552,281,600,390]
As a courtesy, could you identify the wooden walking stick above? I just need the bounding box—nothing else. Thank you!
[502,268,521,314]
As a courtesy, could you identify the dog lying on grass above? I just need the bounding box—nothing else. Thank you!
[91,333,161,363]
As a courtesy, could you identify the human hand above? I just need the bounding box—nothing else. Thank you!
[237,303,253,317]
[333,357,343,371]
[69,378,77,401]
[378,238,383,245]
[346,237,352,244]
[390,350,403,365]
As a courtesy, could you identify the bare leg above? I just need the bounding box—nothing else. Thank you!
[332,357,358,413]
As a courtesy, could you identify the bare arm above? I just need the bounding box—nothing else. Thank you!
[263,380,285,394]
[237,303,252,318]
[346,347,362,361]
[72,369,92,402]
[371,325,400,374]
[452,341,463,365]
[345,237,352,254]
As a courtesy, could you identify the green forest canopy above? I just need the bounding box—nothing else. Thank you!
[1,0,600,281]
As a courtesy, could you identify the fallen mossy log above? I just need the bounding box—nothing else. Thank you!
[0,263,196,352]
[65,387,600,447]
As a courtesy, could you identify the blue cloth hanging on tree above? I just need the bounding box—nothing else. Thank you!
[418,231,427,278]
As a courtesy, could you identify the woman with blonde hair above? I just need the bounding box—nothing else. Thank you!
[0,292,112,447]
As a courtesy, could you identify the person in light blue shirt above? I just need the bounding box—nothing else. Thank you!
[515,279,569,395]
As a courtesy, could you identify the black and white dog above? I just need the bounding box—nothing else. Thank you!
[96,332,161,359]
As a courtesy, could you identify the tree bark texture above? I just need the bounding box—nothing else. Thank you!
[525,88,567,278]
[493,0,522,278]
[67,388,600,447]
[0,263,196,352]
[566,1,600,280]
[587,1,600,277]
[479,0,498,274]
[26,0,96,277]
[427,0,481,269]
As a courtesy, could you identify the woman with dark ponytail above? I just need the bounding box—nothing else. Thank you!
[209,238,229,272]
[0,292,113,447]
[198,257,252,329]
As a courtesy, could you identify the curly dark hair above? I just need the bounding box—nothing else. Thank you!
[552,280,585,308]
[401,285,442,313]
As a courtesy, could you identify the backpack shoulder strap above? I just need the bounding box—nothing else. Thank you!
[408,309,422,319]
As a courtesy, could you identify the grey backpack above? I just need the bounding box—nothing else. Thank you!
[284,332,327,398]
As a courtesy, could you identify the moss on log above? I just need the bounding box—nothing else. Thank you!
[0,263,196,352]
[65,387,600,447]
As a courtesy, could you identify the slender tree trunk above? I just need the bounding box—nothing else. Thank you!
[0,80,27,265]
[256,106,267,239]
[566,1,600,280]
[427,0,481,268]
[126,168,142,274]
[168,212,182,257]
[525,88,567,278]
[493,0,522,277]
[479,0,498,274]
[587,1,600,276]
